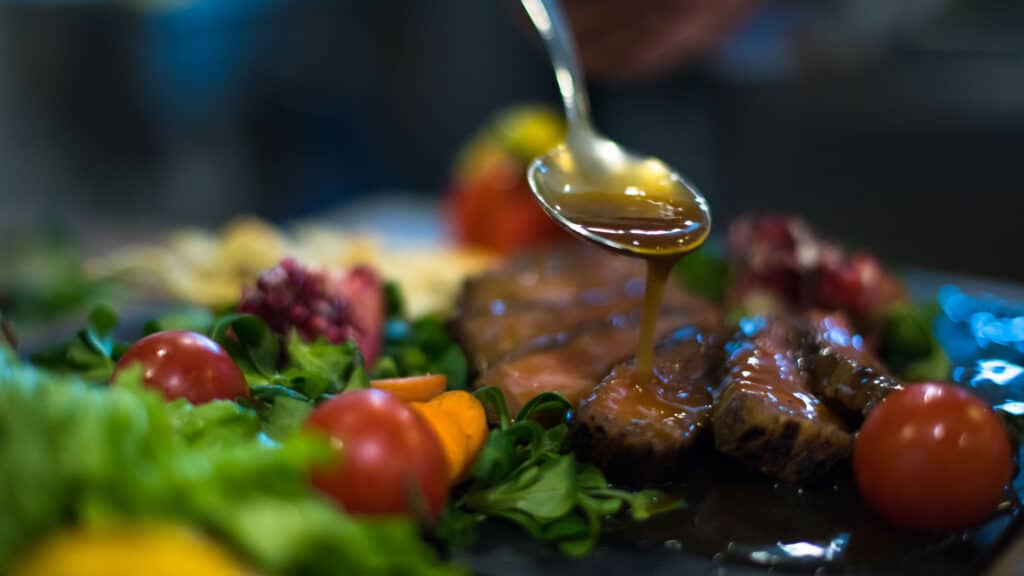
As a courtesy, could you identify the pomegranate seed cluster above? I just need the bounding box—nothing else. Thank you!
[727,215,905,318]
[239,258,359,344]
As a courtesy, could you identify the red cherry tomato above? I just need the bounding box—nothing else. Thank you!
[112,330,249,405]
[445,160,565,255]
[305,389,449,519]
[854,383,1013,532]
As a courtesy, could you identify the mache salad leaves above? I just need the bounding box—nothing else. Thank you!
[439,389,681,556]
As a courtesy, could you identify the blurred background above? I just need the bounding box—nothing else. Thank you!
[0,0,1022,278]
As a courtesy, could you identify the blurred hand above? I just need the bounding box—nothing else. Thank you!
[560,0,766,81]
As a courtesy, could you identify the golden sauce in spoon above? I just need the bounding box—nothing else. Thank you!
[532,145,711,381]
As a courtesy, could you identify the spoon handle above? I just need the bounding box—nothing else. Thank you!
[520,0,592,132]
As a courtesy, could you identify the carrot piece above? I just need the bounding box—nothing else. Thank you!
[370,374,447,403]
[410,402,468,482]
[429,391,488,468]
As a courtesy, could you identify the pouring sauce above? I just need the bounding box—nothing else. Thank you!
[534,145,711,381]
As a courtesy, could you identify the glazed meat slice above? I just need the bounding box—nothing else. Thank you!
[574,326,723,483]
[456,290,717,372]
[476,311,701,414]
[456,298,640,372]
[455,247,715,371]
[803,312,903,420]
[458,246,644,313]
[712,318,852,484]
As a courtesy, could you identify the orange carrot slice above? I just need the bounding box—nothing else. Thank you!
[411,402,467,482]
[430,391,488,468]
[370,374,447,403]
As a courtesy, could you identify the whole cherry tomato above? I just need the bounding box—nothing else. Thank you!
[445,147,565,254]
[112,330,249,405]
[305,389,449,519]
[854,383,1013,532]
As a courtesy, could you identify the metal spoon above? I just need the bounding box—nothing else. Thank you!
[520,0,711,256]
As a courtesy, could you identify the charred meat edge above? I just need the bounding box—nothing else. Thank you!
[712,319,852,484]
[801,311,903,422]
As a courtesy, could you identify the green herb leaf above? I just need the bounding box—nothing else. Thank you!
[673,243,728,302]
[879,302,951,381]
[262,395,314,441]
[286,333,365,396]
[541,512,589,543]
[169,399,261,446]
[383,281,407,319]
[372,356,401,379]
[433,504,481,550]
[556,531,599,557]
[84,303,119,356]
[250,383,311,404]
[143,307,216,335]
[434,345,469,391]
[577,491,624,517]
[472,386,511,430]
[211,313,280,377]
[469,429,519,485]
[29,304,120,380]
[574,463,610,491]
[374,313,470,391]
[464,455,577,522]
[346,363,370,391]
[541,423,569,453]
[625,490,684,520]
[454,387,681,557]
[503,420,549,470]
[515,391,572,422]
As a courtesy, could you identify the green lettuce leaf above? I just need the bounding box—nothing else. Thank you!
[0,351,456,576]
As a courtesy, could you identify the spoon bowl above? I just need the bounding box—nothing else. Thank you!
[527,135,711,257]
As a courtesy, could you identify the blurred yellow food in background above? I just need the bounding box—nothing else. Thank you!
[89,217,497,316]
[13,524,252,576]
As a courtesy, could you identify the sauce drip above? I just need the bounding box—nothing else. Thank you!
[635,260,672,378]
[539,148,710,382]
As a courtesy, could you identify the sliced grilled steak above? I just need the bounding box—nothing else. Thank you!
[712,318,852,483]
[574,326,723,483]
[458,246,644,313]
[803,312,903,420]
[456,298,639,372]
[476,311,701,414]
[455,247,714,371]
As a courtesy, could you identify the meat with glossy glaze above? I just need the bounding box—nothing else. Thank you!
[475,311,703,414]
[458,246,644,313]
[454,246,712,372]
[574,325,723,483]
[712,318,852,484]
[802,312,903,421]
